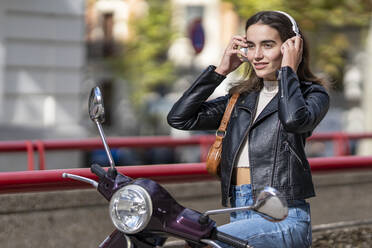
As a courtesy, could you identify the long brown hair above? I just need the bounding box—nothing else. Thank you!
[229,11,327,94]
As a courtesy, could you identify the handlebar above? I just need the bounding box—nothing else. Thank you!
[62,173,98,188]
[91,163,106,178]
[213,230,252,248]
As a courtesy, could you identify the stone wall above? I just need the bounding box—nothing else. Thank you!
[1,170,372,247]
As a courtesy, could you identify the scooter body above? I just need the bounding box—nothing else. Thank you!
[87,163,215,247]
[62,86,289,248]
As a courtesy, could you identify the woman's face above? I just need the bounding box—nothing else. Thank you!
[245,23,283,81]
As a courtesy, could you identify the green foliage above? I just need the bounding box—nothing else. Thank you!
[112,0,176,106]
[315,33,350,89]
[223,0,372,88]
[224,0,371,29]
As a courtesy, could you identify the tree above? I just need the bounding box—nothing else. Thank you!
[223,0,372,89]
[112,0,176,106]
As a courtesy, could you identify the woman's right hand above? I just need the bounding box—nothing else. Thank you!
[215,35,248,76]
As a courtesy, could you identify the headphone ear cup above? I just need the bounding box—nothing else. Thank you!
[239,47,247,54]
[239,47,249,62]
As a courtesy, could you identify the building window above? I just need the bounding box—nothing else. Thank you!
[103,12,114,57]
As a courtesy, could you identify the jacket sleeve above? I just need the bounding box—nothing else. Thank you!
[278,66,330,133]
[167,65,229,131]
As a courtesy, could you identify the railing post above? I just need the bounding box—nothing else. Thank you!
[334,133,350,156]
[35,140,46,170]
[25,141,35,170]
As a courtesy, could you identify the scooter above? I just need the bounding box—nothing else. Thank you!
[62,86,289,248]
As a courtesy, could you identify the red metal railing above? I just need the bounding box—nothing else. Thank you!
[307,132,372,157]
[1,155,372,194]
[0,132,371,170]
[0,136,216,170]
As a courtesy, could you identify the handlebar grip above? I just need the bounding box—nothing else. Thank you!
[91,164,106,178]
[214,230,249,248]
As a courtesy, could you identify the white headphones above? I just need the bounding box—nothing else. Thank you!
[239,11,300,60]
[275,11,300,37]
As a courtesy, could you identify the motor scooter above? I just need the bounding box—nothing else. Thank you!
[62,86,289,248]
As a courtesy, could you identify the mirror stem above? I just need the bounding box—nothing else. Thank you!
[95,120,116,172]
[199,205,254,225]
[203,205,254,217]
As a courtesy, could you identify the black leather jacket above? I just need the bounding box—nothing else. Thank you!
[167,65,330,206]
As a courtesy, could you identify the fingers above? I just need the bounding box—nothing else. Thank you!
[227,35,248,61]
[281,36,303,71]
[285,36,302,50]
[216,35,248,75]
[229,35,247,50]
[281,36,303,54]
[231,35,247,43]
[294,36,302,51]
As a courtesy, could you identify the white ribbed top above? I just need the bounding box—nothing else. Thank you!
[236,81,278,168]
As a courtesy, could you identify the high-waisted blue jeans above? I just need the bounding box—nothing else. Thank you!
[216,184,312,248]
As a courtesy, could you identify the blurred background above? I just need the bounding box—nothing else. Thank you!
[0,0,371,170]
[0,1,372,247]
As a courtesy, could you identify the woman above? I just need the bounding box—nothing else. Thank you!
[167,11,329,247]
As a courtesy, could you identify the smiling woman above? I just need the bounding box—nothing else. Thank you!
[168,10,330,248]
[223,11,327,95]
[243,23,284,81]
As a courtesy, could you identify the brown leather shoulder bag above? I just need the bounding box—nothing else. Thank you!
[206,93,239,176]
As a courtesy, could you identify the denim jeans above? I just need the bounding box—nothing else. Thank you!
[216,184,312,248]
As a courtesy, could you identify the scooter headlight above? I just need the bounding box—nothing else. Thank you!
[109,184,153,234]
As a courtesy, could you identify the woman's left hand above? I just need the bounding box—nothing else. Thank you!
[281,36,303,72]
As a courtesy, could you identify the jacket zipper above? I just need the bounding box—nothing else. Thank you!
[279,70,285,98]
[227,97,259,200]
[284,140,306,171]
[270,120,281,187]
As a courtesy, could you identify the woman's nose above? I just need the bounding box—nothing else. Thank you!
[254,47,264,60]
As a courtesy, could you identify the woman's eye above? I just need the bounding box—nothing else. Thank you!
[264,43,273,48]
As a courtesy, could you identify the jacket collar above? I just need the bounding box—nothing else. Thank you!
[238,90,279,125]
[237,91,259,114]
[253,93,278,125]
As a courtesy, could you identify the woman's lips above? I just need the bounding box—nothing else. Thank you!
[254,63,268,70]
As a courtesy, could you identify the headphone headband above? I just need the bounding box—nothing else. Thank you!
[275,11,300,37]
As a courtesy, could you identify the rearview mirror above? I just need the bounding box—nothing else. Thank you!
[253,187,288,222]
[200,186,288,223]
[89,86,105,124]
[88,86,116,171]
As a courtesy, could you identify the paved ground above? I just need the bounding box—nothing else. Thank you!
[313,226,372,247]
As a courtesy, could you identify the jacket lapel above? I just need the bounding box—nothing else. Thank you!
[252,93,279,126]
[237,91,259,114]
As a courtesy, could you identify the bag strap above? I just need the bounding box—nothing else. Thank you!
[216,93,239,137]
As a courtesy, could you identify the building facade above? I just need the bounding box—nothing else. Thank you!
[0,0,86,170]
